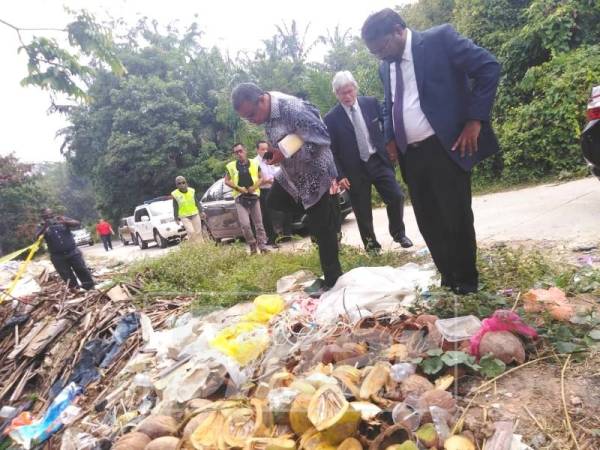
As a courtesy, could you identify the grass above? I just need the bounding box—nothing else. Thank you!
[416,245,600,318]
[126,240,600,319]
[127,241,419,311]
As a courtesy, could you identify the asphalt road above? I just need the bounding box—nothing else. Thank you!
[81,177,600,264]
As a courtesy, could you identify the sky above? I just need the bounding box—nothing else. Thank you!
[0,0,410,163]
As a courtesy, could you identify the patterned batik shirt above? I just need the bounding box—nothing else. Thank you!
[265,91,338,209]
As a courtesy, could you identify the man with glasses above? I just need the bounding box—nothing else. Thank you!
[172,176,203,243]
[231,83,342,296]
[361,8,501,294]
[225,143,269,254]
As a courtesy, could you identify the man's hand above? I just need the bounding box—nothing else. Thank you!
[247,186,256,194]
[385,141,399,165]
[338,178,351,191]
[266,148,285,165]
[238,186,248,194]
[452,120,481,157]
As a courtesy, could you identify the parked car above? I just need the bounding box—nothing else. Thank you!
[118,216,137,245]
[199,178,352,242]
[582,85,600,180]
[72,228,94,246]
[133,196,186,249]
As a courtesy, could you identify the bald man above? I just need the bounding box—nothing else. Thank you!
[172,176,203,242]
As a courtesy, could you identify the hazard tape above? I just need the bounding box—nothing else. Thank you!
[0,235,44,303]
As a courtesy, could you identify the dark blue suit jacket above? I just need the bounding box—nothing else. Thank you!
[380,24,501,171]
[324,96,392,180]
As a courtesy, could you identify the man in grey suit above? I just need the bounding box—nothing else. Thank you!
[324,71,412,253]
[362,8,501,294]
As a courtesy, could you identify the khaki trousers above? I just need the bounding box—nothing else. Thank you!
[181,214,204,243]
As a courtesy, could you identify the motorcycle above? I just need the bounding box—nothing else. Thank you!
[581,85,600,180]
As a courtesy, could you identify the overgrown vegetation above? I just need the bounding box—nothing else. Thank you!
[127,242,419,310]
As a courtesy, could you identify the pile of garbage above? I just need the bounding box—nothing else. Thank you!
[0,264,191,449]
[0,262,555,449]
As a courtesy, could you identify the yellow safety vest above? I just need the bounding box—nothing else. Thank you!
[171,187,199,217]
[226,160,260,198]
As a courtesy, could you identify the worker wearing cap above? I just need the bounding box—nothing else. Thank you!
[172,176,203,243]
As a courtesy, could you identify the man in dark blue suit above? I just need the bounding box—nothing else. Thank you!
[362,8,501,294]
[324,71,413,252]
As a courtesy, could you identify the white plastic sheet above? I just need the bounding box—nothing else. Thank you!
[315,264,436,325]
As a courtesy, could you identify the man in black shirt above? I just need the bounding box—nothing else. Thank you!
[224,144,269,254]
[35,208,94,290]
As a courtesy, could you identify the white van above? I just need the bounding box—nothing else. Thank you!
[133,197,186,249]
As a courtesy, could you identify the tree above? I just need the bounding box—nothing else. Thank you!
[0,10,125,106]
[0,154,51,255]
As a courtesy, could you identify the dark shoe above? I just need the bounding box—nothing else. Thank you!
[304,278,325,295]
[308,285,332,298]
[452,283,478,295]
[259,246,271,254]
[395,236,414,248]
[249,244,258,255]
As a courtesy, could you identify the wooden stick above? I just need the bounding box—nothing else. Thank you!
[561,355,580,450]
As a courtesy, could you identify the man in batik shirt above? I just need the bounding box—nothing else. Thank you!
[231,82,342,295]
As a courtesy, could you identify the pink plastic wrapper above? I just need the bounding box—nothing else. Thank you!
[469,309,537,356]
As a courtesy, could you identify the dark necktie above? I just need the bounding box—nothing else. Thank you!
[392,61,408,153]
[351,105,371,162]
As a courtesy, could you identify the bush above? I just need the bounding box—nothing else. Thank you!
[495,45,600,182]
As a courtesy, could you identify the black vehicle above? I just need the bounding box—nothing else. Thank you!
[582,85,600,180]
[199,178,352,241]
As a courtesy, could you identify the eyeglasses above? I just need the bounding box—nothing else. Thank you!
[369,33,396,58]
[233,149,245,154]
[176,181,187,185]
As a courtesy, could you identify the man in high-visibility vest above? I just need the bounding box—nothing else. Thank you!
[172,176,203,243]
[224,143,269,254]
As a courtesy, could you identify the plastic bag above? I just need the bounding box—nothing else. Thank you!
[210,322,269,365]
[60,428,97,450]
[242,294,285,323]
[10,383,81,449]
[390,363,417,382]
[483,421,513,450]
[523,287,574,321]
[470,310,537,357]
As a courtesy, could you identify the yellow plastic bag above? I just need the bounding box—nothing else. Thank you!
[243,294,285,324]
[210,322,269,366]
[210,295,285,365]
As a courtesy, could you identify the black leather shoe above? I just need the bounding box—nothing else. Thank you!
[452,283,478,295]
[395,236,414,248]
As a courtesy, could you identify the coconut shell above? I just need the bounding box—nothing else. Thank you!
[444,435,475,450]
[368,424,412,450]
[113,432,151,450]
[136,415,178,440]
[400,375,434,398]
[418,390,457,415]
[359,363,390,400]
[185,398,212,416]
[338,437,363,449]
[289,394,313,435]
[145,436,180,450]
[479,331,526,364]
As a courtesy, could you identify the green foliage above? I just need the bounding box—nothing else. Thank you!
[0,155,51,255]
[17,10,124,101]
[496,46,600,181]
[416,349,505,378]
[127,242,417,308]
[398,0,455,30]
[478,354,507,378]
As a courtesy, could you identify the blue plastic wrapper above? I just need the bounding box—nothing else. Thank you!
[9,382,81,449]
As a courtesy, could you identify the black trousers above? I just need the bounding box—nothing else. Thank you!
[259,188,277,243]
[100,234,112,251]
[402,136,478,288]
[348,154,406,249]
[50,248,95,290]
[268,181,342,287]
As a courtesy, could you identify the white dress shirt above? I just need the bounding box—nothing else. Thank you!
[390,28,435,144]
[255,155,279,189]
[342,100,376,157]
